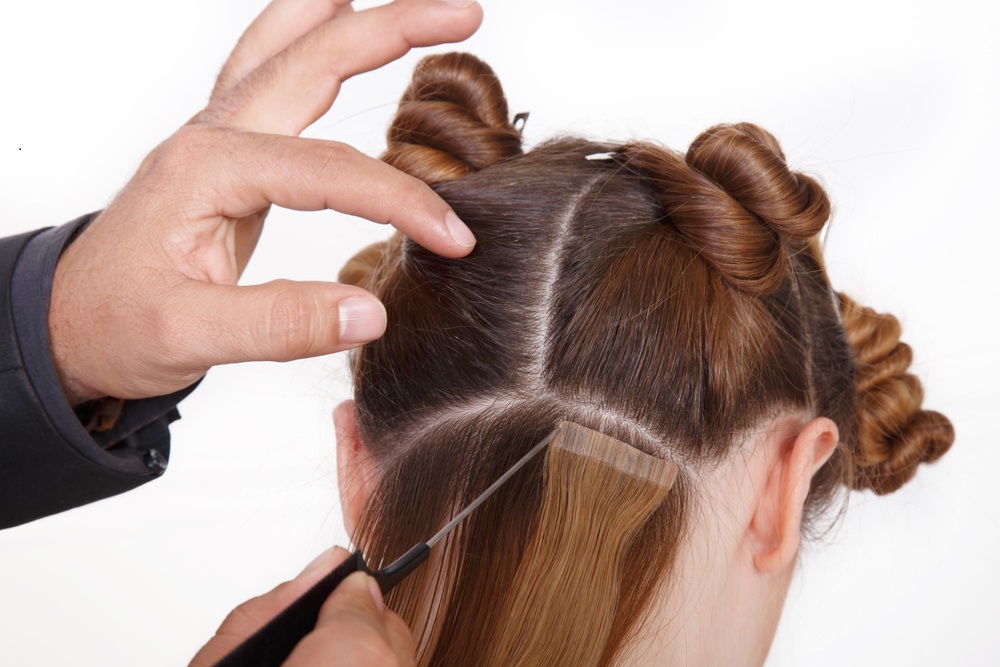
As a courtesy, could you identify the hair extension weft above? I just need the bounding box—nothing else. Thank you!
[484,423,678,667]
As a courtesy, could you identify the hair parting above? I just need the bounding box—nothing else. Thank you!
[340,51,954,666]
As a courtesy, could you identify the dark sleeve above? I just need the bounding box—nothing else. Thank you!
[0,213,200,529]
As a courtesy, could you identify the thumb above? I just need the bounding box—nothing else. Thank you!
[284,571,417,667]
[175,279,387,368]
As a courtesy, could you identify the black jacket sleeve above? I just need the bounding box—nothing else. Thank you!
[0,213,199,529]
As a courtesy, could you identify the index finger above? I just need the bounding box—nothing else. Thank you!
[176,128,476,258]
[211,0,354,100]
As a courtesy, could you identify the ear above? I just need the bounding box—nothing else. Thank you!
[333,400,379,541]
[750,417,839,574]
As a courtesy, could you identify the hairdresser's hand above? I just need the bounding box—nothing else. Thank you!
[190,547,416,667]
[49,0,482,406]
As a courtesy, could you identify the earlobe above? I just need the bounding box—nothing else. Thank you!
[333,400,378,541]
[752,417,839,574]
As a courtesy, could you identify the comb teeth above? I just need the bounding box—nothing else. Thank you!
[552,420,679,490]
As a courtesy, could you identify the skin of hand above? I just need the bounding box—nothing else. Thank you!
[48,0,484,406]
[189,547,416,667]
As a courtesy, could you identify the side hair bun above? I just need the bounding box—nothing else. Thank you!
[338,240,388,291]
[619,123,829,295]
[838,292,955,494]
[338,233,404,294]
[382,52,524,183]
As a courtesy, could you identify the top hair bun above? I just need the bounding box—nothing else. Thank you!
[685,123,830,244]
[614,123,830,295]
[382,52,524,183]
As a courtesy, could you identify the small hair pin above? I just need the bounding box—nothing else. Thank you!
[585,152,618,161]
[513,112,530,135]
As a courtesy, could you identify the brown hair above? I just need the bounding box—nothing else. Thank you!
[339,52,954,665]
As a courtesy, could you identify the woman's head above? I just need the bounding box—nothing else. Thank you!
[333,52,954,666]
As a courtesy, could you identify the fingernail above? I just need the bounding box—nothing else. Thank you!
[440,0,477,6]
[339,296,387,345]
[367,575,385,613]
[445,211,476,248]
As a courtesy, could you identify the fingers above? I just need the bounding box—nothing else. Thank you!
[284,571,416,667]
[209,0,483,135]
[176,128,475,256]
[189,547,353,667]
[191,548,417,667]
[170,279,387,369]
[212,0,354,101]
[381,606,420,664]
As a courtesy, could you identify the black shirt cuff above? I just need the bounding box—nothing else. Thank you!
[1,213,199,528]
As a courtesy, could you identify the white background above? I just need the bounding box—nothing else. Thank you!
[1,0,998,665]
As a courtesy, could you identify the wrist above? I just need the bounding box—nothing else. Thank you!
[48,243,102,407]
[47,327,101,406]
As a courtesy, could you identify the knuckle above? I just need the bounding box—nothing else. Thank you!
[141,282,213,375]
[143,287,183,358]
[161,126,200,160]
[148,126,224,175]
[295,140,357,190]
[380,177,434,230]
[396,176,432,212]
[218,600,262,635]
[320,140,358,168]
[262,281,320,360]
[400,173,428,198]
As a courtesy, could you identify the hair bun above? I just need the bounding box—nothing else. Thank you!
[338,234,403,295]
[838,293,955,494]
[618,123,829,294]
[383,52,524,183]
[686,123,830,242]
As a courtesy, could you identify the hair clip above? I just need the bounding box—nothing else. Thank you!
[585,152,618,161]
[513,112,530,135]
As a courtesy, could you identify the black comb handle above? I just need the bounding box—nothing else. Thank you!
[213,545,430,667]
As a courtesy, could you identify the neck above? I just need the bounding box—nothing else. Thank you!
[615,521,793,666]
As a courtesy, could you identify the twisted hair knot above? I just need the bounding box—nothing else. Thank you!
[382,52,524,183]
[618,123,830,294]
[838,293,954,494]
[342,53,524,291]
